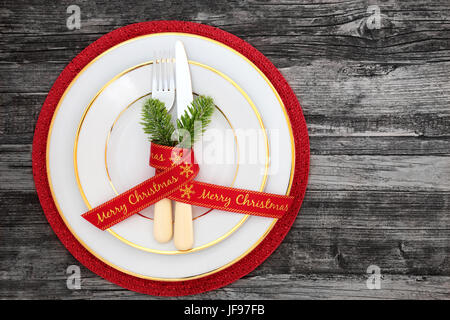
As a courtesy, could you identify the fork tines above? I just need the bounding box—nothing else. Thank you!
[152,54,175,92]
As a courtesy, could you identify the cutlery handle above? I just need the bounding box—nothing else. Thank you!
[153,198,173,243]
[174,202,194,250]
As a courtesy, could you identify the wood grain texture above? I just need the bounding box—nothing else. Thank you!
[0,0,449,299]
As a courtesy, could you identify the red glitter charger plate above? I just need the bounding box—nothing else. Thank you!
[32,21,310,296]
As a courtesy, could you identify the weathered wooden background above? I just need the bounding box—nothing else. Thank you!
[1,0,449,299]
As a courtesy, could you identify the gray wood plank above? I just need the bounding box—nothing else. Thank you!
[0,0,449,299]
[2,273,449,299]
[2,145,450,192]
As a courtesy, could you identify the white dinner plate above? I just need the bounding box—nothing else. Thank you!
[47,33,294,280]
[75,60,268,254]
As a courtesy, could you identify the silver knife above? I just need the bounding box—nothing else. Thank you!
[175,40,194,119]
[173,40,194,251]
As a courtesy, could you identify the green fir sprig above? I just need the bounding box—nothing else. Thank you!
[177,96,215,148]
[141,95,215,148]
[140,98,177,146]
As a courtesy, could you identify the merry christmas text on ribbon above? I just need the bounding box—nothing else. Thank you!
[82,143,294,230]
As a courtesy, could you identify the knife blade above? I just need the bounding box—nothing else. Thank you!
[174,40,194,251]
[175,40,194,122]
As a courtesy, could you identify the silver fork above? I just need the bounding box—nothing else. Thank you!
[152,54,175,109]
[152,54,175,243]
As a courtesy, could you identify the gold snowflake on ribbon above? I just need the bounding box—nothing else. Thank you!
[179,184,195,199]
[179,163,194,178]
[170,151,183,164]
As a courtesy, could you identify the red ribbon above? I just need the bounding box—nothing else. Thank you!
[82,143,294,230]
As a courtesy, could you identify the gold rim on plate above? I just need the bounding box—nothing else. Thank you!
[74,60,269,255]
[46,32,295,281]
